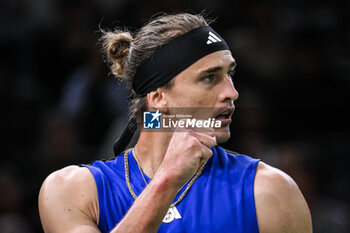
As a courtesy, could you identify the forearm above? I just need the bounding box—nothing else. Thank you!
[110,171,179,233]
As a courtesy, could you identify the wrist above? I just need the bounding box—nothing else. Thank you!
[152,168,183,194]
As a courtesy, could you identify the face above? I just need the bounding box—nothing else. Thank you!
[163,50,239,143]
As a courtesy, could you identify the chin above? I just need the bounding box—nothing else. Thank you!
[215,129,231,144]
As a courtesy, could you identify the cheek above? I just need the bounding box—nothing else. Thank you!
[168,86,196,106]
[184,91,217,107]
[168,82,217,107]
[194,91,217,106]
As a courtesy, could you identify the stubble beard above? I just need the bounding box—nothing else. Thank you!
[214,128,231,144]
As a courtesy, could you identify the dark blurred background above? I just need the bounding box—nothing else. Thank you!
[0,0,349,232]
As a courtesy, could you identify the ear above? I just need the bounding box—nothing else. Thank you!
[146,88,168,110]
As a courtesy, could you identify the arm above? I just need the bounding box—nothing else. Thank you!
[254,162,313,233]
[39,166,100,233]
[111,167,180,233]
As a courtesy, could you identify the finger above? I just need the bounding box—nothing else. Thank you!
[173,119,216,135]
[190,125,216,136]
[172,118,189,133]
[190,131,217,148]
[199,143,213,160]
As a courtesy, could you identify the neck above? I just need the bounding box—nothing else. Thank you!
[134,130,173,178]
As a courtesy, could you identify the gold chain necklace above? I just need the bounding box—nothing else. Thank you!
[124,148,207,208]
[132,149,149,185]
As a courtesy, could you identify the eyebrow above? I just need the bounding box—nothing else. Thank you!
[199,61,236,74]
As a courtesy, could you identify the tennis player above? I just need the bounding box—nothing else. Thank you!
[39,13,312,233]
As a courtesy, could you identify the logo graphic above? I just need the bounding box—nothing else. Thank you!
[143,108,224,131]
[206,31,222,44]
[143,110,161,129]
[163,206,182,223]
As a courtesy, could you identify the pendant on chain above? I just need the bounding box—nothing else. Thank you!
[163,206,182,223]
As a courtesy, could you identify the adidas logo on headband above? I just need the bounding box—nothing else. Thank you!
[206,31,222,44]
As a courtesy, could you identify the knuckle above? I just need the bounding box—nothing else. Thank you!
[194,150,202,159]
[184,130,195,137]
[187,137,199,149]
[203,148,213,158]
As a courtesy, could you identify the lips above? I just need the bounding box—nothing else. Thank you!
[214,107,234,126]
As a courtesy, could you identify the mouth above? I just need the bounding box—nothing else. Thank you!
[214,107,234,126]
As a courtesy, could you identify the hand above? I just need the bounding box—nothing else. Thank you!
[156,123,217,188]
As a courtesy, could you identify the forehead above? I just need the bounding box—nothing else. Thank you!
[168,50,235,87]
[185,50,235,73]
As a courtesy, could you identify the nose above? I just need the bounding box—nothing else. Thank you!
[218,76,239,103]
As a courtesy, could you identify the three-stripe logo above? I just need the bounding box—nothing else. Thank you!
[206,31,222,44]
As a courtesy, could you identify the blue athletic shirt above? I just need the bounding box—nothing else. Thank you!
[82,146,260,233]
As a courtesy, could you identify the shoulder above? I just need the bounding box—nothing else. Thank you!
[39,166,99,231]
[217,147,259,169]
[41,165,95,185]
[221,147,257,162]
[254,162,312,233]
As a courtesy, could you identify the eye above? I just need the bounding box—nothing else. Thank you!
[201,74,215,83]
[227,69,236,80]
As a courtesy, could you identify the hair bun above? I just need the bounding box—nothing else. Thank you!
[102,31,133,76]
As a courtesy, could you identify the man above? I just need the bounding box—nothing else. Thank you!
[39,13,312,233]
